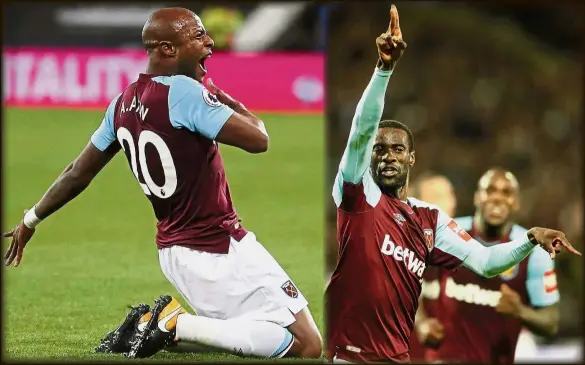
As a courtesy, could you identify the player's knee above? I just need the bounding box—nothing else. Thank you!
[298,331,323,358]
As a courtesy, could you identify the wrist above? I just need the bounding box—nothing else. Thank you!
[513,302,529,320]
[376,58,391,71]
[377,57,398,72]
[526,230,539,246]
[23,205,42,229]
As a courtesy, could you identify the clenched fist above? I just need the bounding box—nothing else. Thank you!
[376,4,407,71]
[495,284,523,317]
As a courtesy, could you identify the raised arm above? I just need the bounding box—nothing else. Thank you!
[338,4,406,184]
[429,209,580,277]
[4,96,121,267]
[339,69,391,184]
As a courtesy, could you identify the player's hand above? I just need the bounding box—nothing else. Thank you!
[206,79,239,110]
[416,317,444,349]
[376,4,407,71]
[527,227,581,259]
[496,284,523,318]
[3,210,36,267]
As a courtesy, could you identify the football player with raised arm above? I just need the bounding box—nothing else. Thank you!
[325,5,580,363]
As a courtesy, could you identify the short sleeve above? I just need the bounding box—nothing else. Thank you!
[332,169,382,212]
[90,93,121,151]
[526,248,560,307]
[166,75,235,139]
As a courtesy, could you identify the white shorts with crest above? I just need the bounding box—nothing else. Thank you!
[158,232,308,327]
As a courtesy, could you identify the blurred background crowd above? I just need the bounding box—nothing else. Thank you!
[327,1,583,361]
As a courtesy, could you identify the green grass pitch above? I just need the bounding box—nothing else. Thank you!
[3,108,325,361]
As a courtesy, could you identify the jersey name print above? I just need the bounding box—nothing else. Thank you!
[91,74,247,253]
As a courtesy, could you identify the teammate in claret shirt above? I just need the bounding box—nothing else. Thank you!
[415,168,560,364]
[3,7,322,360]
[325,5,580,363]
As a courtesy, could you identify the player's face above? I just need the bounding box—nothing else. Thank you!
[176,15,214,82]
[475,174,519,226]
[370,128,414,193]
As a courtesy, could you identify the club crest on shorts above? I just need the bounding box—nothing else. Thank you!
[202,88,223,108]
[281,280,299,298]
[424,229,434,250]
[499,265,519,281]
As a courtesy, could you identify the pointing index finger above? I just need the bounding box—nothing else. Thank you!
[564,241,581,256]
[389,5,401,36]
[556,237,581,256]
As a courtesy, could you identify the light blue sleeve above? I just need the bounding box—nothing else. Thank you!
[158,75,235,140]
[453,216,473,231]
[90,93,121,151]
[432,208,536,277]
[331,68,391,207]
[526,248,560,307]
[338,68,392,184]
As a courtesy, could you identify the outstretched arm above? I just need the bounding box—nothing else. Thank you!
[462,235,535,278]
[430,211,580,277]
[29,143,120,222]
[4,96,121,267]
[339,4,406,184]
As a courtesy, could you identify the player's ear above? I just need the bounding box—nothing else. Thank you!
[408,151,415,167]
[511,196,521,212]
[473,191,481,209]
[159,41,177,58]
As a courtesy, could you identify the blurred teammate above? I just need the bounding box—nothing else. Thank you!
[407,172,457,362]
[3,7,321,359]
[408,172,457,217]
[325,5,579,363]
[414,168,559,364]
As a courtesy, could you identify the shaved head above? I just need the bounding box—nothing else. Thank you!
[477,168,519,191]
[142,8,198,51]
[474,167,520,229]
[142,7,213,81]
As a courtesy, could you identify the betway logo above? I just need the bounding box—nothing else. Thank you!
[380,235,426,279]
[444,277,501,307]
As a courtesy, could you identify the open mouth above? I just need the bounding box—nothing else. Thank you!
[198,53,212,73]
[488,205,507,216]
[380,165,399,177]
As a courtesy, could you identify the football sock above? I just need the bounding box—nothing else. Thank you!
[175,313,294,358]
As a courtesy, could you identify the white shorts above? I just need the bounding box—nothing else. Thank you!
[158,232,308,328]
